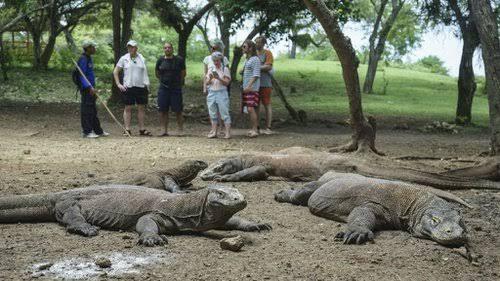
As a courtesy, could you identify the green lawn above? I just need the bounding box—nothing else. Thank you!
[0,59,489,126]
[271,59,489,126]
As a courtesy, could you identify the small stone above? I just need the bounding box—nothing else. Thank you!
[23,150,31,155]
[474,226,483,231]
[37,262,53,270]
[220,235,245,252]
[95,257,112,268]
[122,234,133,240]
[87,173,95,178]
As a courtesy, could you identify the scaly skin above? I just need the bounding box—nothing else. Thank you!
[274,172,468,247]
[122,160,208,193]
[200,147,500,190]
[0,184,271,246]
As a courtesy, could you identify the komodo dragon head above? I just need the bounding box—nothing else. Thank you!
[413,205,467,247]
[204,185,247,218]
[200,157,243,180]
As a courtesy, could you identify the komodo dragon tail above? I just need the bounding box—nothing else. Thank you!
[0,194,56,223]
[357,164,500,190]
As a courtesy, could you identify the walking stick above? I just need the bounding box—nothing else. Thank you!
[70,57,131,137]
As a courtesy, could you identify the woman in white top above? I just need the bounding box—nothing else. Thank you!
[205,52,231,139]
[113,40,151,136]
[202,38,230,94]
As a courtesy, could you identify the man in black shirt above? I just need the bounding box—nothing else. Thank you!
[155,42,186,136]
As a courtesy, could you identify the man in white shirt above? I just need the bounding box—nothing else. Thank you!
[113,40,152,136]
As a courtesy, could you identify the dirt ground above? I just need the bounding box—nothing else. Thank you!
[0,103,499,281]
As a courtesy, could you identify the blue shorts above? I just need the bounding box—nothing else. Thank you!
[158,86,183,112]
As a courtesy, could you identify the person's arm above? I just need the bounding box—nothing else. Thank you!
[244,58,260,92]
[78,56,91,90]
[113,56,126,92]
[181,57,187,79]
[261,50,273,72]
[203,62,208,93]
[216,68,231,86]
[113,66,126,92]
[141,55,150,88]
[155,58,163,80]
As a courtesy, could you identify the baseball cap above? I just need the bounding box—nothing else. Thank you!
[81,40,97,49]
[127,40,138,47]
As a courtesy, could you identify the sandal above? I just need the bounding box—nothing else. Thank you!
[139,129,153,137]
[123,130,132,136]
[207,131,217,138]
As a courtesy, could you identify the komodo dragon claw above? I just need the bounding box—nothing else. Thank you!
[245,223,273,232]
[335,229,375,245]
[66,224,99,237]
[138,233,169,247]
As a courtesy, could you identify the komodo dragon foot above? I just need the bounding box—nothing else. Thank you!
[335,227,375,245]
[138,232,169,247]
[66,223,99,237]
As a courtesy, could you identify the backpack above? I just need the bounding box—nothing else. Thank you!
[71,68,81,89]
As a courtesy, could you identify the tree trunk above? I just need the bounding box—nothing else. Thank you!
[177,31,189,59]
[470,0,500,155]
[120,0,135,54]
[303,0,380,154]
[271,76,301,122]
[362,51,381,94]
[64,28,77,52]
[0,32,7,81]
[290,29,298,59]
[31,30,42,70]
[221,25,230,59]
[230,46,244,81]
[455,30,480,125]
[362,0,404,94]
[112,0,121,64]
[40,34,57,69]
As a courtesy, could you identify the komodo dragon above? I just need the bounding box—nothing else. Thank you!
[274,171,468,247]
[0,184,271,246]
[121,160,208,193]
[200,147,500,190]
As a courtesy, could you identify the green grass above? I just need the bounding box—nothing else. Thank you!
[0,59,489,126]
[272,59,489,126]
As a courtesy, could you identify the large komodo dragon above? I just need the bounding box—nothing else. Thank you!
[120,160,208,193]
[0,184,271,246]
[200,147,500,190]
[274,171,469,247]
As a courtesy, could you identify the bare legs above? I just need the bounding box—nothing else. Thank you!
[124,105,146,131]
[159,111,183,135]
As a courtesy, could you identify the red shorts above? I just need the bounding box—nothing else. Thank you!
[242,91,259,108]
[259,87,272,105]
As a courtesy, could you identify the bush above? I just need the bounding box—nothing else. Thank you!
[415,55,448,75]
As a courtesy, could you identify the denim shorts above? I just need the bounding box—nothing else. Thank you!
[157,86,183,112]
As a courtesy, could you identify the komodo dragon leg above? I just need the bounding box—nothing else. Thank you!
[274,181,323,206]
[163,177,184,193]
[213,165,269,182]
[216,216,272,232]
[136,214,171,247]
[334,203,388,245]
[55,203,99,237]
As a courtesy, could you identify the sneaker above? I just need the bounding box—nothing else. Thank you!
[247,130,259,138]
[261,128,274,135]
[83,132,99,138]
[99,131,110,137]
